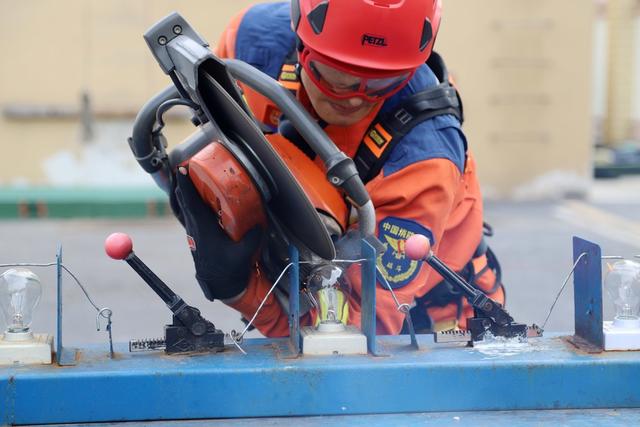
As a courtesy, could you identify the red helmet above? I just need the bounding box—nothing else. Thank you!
[292,0,442,72]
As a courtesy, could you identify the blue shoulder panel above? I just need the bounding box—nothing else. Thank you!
[383,115,467,176]
[380,64,467,176]
[235,2,296,79]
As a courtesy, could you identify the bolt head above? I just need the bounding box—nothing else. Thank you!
[158,36,168,46]
[192,322,206,336]
[173,25,182,35]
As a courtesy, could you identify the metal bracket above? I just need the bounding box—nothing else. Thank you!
[567,237,604,352]
[404,308,420,349]
[56,245,78,366]
[361,239,386,356]
[287,245,301,357]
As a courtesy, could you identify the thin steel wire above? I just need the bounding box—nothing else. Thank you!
[0,262,113,332]
[229,257,370,354]
[375,268,411,313]
[541,252,587,331]
[228,262,306,353]
[541,253,627,331]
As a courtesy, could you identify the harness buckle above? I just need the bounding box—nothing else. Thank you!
[394,108,413,125]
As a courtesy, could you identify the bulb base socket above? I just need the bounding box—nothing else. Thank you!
[0,333,53,365]
[612,316,640,329]
[3,330,34,342]
[603,320,640,351]
[302,325,367,355]
[317,322,346,333]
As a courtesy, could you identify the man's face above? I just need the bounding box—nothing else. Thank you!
[300,65,380,127]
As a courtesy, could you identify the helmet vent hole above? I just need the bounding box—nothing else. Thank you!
[419,18,433,51]
[307,1,329,35]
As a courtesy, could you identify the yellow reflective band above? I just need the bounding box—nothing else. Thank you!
[279,71,298,82]
[363,123,392,158]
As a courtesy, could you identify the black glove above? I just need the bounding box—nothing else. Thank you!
[174,169,263,301]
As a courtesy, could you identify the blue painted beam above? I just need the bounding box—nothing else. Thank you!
[51,409,640,426]
[1,334,640,425]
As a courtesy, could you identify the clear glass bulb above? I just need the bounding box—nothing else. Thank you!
[604,260,640,321]
[0,268,42,333]
[307,264,351,330]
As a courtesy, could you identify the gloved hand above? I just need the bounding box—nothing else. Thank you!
[174,167,263,301]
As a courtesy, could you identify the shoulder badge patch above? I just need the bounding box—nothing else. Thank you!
[376,217,434,290]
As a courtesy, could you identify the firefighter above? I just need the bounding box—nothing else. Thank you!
[174,0,505,336]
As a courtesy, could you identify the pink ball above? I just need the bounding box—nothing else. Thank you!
[105,232,133,260]
[404,234,431,260]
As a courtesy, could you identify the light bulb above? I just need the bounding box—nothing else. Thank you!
[307,264,351,332]
[604,260,640,326]
[0,268,42,334]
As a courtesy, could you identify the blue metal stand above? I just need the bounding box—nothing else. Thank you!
[2,334,640,424]
[288,245,301,355]
[3,236,639,424]
[286,239,379,356]
[360,238,379,355]
[56,245,77,366]
[570,237,604,352]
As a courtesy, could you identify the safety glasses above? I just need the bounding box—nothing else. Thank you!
[299,48,415,102]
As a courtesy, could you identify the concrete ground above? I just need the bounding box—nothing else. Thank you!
[2,176,640,349]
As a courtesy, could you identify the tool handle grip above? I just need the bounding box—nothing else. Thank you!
[106,232,184,309]
[125,255,183,309]
[405,234,490,301]
[425,256,479,299]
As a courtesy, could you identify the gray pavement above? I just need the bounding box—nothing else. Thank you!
[1,177,640,348]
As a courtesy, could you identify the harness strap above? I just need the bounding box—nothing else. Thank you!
[354,52,465,184]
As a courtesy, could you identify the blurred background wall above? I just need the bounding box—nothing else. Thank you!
[0,0,636,199]
[437,0,594,199]
[0,0,276,189]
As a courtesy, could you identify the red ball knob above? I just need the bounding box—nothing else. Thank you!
[405,234,431,261]
[105,232,133,260]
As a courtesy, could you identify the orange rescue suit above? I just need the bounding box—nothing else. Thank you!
[214,4,504,336]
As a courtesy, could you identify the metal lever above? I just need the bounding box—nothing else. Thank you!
[425,255,514,326]
[405,234,536,343]
[105,232,224,354]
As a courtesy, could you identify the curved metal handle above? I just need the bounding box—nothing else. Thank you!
[129,85,179,174]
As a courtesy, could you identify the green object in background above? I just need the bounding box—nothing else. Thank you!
[0,187,171,219]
